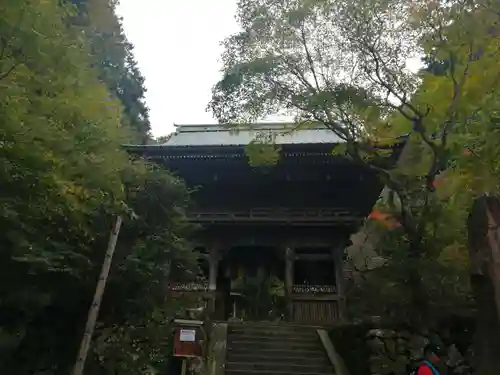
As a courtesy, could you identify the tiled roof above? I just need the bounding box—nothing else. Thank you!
[160,123,343,146]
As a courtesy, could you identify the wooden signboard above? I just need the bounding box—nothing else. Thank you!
[173,326,202,358]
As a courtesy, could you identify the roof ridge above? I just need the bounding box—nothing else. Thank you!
[175,123,329,133]
[176,122,297,126]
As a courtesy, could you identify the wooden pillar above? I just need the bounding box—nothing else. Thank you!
[285,246,295,320]
[206,245,222,319]
[208,246,220,292]
[332,246,345,321]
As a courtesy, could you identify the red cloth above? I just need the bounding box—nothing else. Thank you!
[418,365,434,375]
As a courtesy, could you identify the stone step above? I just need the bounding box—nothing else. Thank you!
[225,369,333,375]
[228,327,318,339]
[225,322,333,375]
[228,339,320,351]
[226,352,330,365]
[226,346,325,358]
[228,322,321,333]
[227,321,324,327]
[228,333,319,344]
[226,361,333,373]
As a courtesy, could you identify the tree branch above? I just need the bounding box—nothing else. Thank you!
[365,50,420,121]
[0,62,20,81]
[363,48,441,189]
[296,24,347,137]
[299,24,321,92]
[422,41,473,193]
[440,42,473,150]
[284,59,317,94]
[265,70,352,141]
[0,5,27,81]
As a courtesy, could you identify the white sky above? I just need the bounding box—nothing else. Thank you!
[116,0,239,137]
[116,1,422,138]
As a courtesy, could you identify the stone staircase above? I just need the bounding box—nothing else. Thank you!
[225,322,335,375]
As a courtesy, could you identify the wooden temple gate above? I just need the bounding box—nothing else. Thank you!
[167,241,345,325]
[125,123,405,326]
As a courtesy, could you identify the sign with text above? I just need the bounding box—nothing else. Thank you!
[179,329,196,342]
[173,326,202,358]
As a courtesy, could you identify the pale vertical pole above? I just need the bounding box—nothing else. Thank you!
[208,246,220,317]
[72,215,123,375]
[332,246,345,321]
[181,359,187,375]
[285,246,294,320]
[208,246,219,292]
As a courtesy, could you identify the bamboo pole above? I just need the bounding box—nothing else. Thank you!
[181,358,187,375]
[72,215,123,375]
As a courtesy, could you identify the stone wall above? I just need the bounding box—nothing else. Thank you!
[366,328,473,375]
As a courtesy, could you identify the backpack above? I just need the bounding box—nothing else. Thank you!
[409,361,440,375]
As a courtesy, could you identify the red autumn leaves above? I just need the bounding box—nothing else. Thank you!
[368,209,402,229]
[368,148,473,228]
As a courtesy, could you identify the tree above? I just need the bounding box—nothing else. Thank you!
[71,0,152,142]
[0,1,196,373]
[84,163,198,375]
[209,0,500,322]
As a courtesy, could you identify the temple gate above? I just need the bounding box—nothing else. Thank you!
[125,123,404,326]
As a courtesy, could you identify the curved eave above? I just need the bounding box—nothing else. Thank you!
[123,134,408,168]
[124,142,339,159]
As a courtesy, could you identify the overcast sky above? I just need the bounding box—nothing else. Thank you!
[116,1,421,138]
[116,0,239,137]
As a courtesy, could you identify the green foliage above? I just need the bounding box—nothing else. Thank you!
[329,323,372,375]
[209,0,415,142]
[0,1,195,374]
[72,0,152,142]
[89,301,185,375]
[232,273,285,320]
[245,130,282,166]
[210,0,500,323]
[346,234,472,322]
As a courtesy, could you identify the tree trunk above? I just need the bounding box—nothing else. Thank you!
[406,235,429,327]
[467,196,500,375]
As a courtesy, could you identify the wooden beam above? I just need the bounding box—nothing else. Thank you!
[208,246,220,292]
[285,246,295,319]
[332,246,346,320]
[295,253,333,261]
[187,215,361,224]
[291,294,340,301]
[195,236,350,249]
